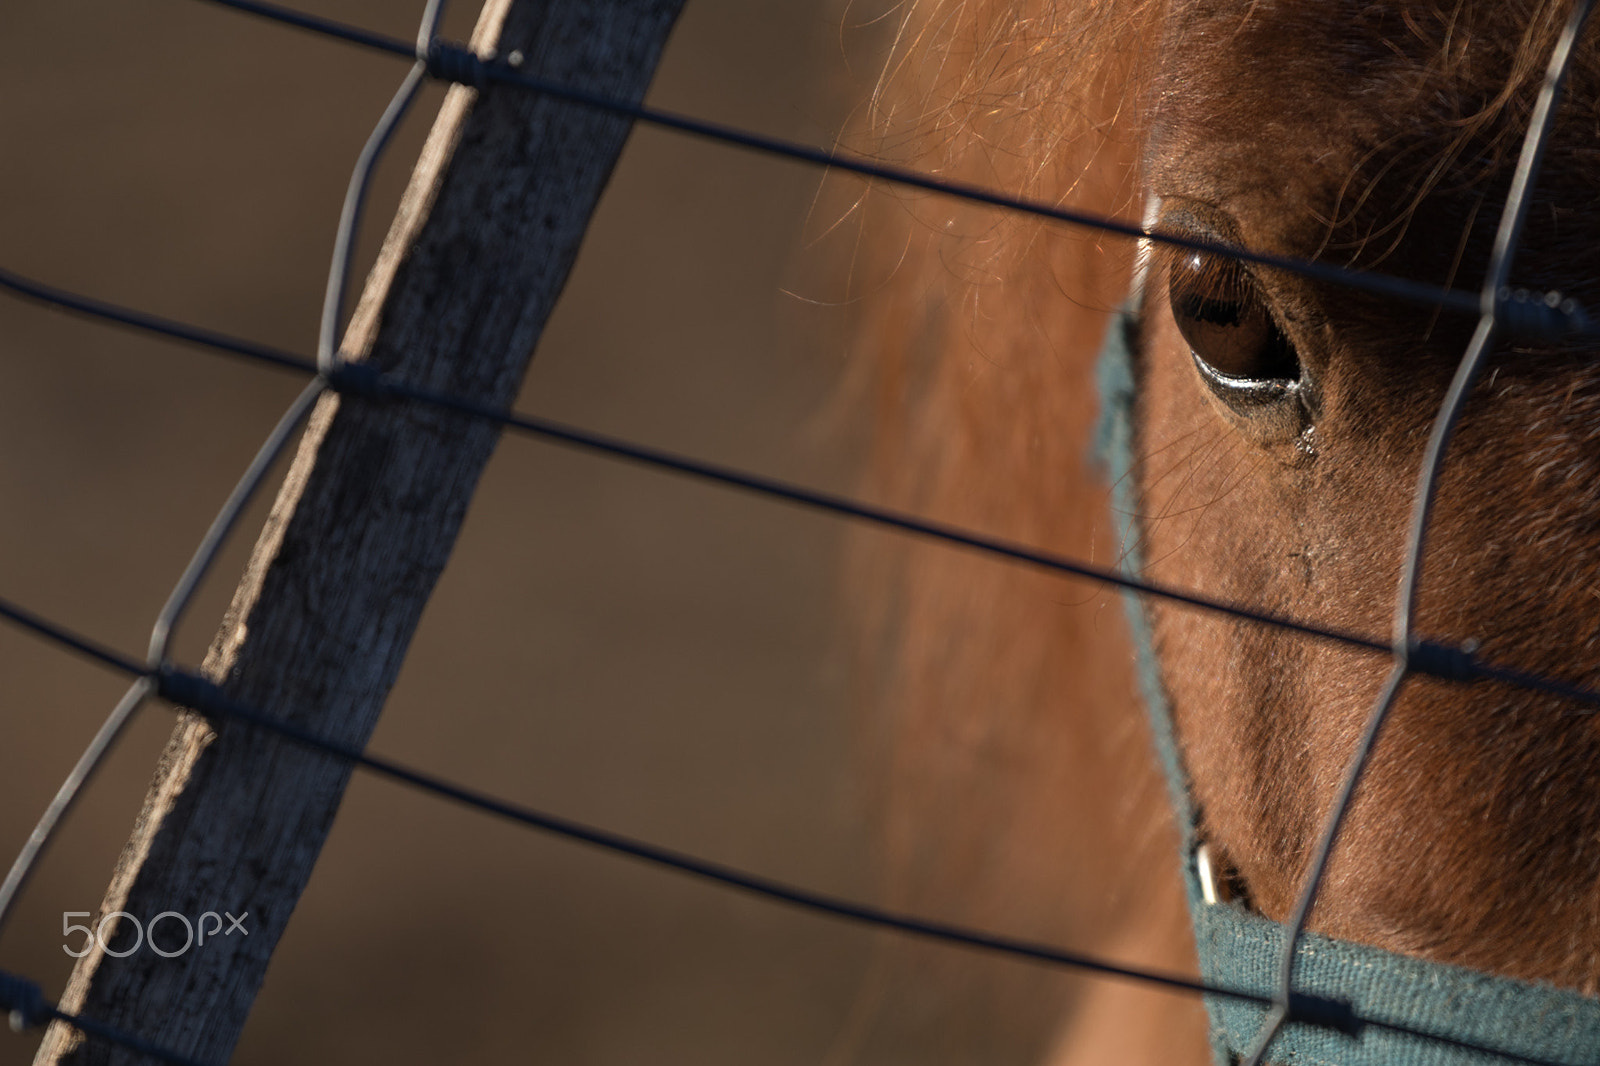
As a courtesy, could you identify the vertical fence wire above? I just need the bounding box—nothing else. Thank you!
[0,1,1596,1063]
[1236,3,1600,1064]
[0,2,457,1060]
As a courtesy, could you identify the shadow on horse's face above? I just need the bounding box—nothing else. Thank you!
[1137,0,1600,990]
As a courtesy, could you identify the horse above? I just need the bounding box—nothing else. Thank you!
[839,1,1600,1062]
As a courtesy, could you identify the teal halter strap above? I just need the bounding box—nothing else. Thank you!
[1092,306,1600,1066]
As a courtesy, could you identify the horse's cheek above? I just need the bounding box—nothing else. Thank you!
[1131,320,1400,922]
[1142,314,1600,984]
[1322,376,1600,983]
[1132,313,1302,917]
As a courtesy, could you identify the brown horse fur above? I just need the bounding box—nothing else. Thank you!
[841,1,1600,1062]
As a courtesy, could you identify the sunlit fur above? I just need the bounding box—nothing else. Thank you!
[845,1,1600,1063]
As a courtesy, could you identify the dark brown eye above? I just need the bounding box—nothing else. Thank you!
[1168,252,1298,382]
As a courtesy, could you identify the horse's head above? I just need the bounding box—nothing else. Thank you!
[853,1,1600,1059]
[1133,0,1600,989]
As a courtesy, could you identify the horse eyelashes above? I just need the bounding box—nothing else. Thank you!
[1160,247,1317,456]
[1167,251,1299,383]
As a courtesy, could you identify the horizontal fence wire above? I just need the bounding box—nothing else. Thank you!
[2,0,1596,1064]
[1234,2,1600,1064]
[0,966,211,1066]
[0,594,1581,1066]
[3,261,1598,711]
[200,0,1595,340]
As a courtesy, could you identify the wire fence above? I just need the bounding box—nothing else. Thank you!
[0,0,1595,1063]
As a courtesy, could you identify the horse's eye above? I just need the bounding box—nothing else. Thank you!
[1168,252,1298,382]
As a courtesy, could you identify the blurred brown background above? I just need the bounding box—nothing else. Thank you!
[0,0,912,1061]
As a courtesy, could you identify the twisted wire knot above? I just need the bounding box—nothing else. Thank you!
[1286,991,1365,1038]
[1407,639,1482,684]
[1496,286,1594,339]
[324,359,387,399]
[155,664,228,713]
[0,970,48,1031]
[425,42,489,89]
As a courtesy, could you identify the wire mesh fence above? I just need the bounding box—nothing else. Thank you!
[0,3,878,1062]
[1,1,1596,1064]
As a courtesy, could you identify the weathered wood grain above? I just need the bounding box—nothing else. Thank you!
[37,0,685,1061]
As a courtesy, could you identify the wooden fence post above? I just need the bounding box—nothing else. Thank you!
[36,0,685,1061]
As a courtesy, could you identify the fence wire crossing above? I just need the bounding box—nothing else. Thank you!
[1235,1,1599,1063]
[0,0,1594,1064]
